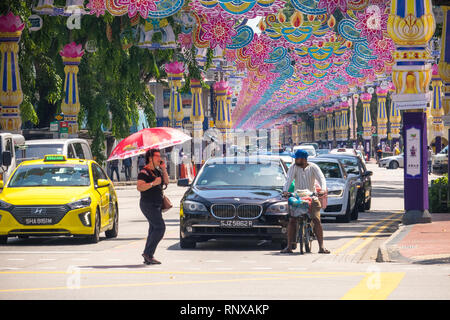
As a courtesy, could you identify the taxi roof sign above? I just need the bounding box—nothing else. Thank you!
[44,155,67,162]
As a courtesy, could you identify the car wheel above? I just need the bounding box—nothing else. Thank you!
[105,203,119,239]
[336,198,351,223]
[278,239,288,250]
[389,161,399,169]
[179,231,196,249]
[0,236,7,245]
[87,209,101,244]
[357,192,365,212]
[364,198,371,211]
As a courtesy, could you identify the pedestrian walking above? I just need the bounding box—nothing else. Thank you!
[137,149,169,265]
[123,157,132,181]
[394,144,401,156]
[138,155,146,173]
[376,143,383,164]
[110,159,120,182]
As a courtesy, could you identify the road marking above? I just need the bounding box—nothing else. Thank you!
[251,267,272,270]
[333,212,402,256]
[0,274,365,293]
[341,272,405,300]
[7,259,24,261]
[71,258,89,261]
[107,259,121,261]
[39,259,56,261]
[347,218,401,255]
[205,260,223,263]
[0,251,96,254]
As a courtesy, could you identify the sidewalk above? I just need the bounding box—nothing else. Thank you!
[377,213,450,264]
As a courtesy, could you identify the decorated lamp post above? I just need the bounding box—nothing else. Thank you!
[438,6,450,162]
[389,84,401,148]
[430,64,444,152]
[313,113,320,143]
[190,79,204,139]
[214,81,230,139]
[388,0,435,224]
[334,105,342,146]
[0,13,24,132]
[60,42,84,135]
[361,92,372,160]
[226,89,233,130]
[377,88,389,150]
[166,61,185,128]
[326,107,334,149]
[340,102,349,145]
[320,113,326,148]
[350,93,359,147]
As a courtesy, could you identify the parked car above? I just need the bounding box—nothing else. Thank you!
[177,156,290,249]
[308,158,359,222]
[0,133,25,186]
[299,142,319,151]
[432,146,448,174]
[16,139,93,165]
[379,153,404,169]
[317,149,331,156]
[293,145,317,157]
[318,154,372,214]
[330,148,358,156]
[355,149,366,165]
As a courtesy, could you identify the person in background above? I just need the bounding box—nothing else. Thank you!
[394,144,401,156]
[110,159,120,182]
[123,157,132,181]
[138,155,146,173]
[385,145,391,153]
[427,146,433,175]
[376,143,383,164]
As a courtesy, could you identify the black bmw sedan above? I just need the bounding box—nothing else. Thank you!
[177,156,289,249]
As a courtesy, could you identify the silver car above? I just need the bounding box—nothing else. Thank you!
[308,158,359,223]
[379,153,404,169]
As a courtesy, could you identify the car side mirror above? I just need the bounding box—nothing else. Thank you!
[177,178,190,187]
[2,151,11,167]
[97,179,110,188]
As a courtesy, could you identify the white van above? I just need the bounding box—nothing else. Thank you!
[0,133,25,185]
[16,138,93,164]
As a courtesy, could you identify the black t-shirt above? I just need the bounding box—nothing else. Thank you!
[137,168,163,204]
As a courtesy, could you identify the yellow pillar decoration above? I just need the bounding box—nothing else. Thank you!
[214,81,229,138]
[438,6,450,137]
[326,107,334,146]
[334,106,341,143]
[376,88,389,142]
[0,12,24,132]
[340,102,349,143]
[165,61,185,128]
[190,79,204,139]
[361,92,372,158]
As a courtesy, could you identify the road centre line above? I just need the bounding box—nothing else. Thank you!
[347,218,402,255]
[333,212,403,255]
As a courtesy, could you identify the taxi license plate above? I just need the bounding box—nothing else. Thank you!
[23,217,54,225]
[220,220,253,228]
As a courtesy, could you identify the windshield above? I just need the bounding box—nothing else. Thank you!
[311,162,342,179]
[338,158,359,175]
[195,162,286,188]
[8,164,90,187]
[17,144,64,164]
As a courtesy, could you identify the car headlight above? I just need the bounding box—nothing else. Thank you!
[328,189,344,197]
[183,200,208,213]
[0,200,12,209]
[266,201,288,215]
[68,197,91,210]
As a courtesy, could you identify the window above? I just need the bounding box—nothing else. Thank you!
[67,145,76,159]
[73,143,85,159]
[5,139,12,153]
[92,163,107,185]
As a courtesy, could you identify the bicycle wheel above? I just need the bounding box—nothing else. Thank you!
[298,219,305,254]
[305,225,313,253]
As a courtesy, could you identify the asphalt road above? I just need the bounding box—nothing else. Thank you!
[0,163,449,300]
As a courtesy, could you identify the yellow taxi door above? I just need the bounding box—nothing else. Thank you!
[92,164,112,227]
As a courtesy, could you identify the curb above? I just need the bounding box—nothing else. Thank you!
[376,224,407,263]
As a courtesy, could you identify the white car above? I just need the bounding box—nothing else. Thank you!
[330,148,358,156]
[293,145,316,157]
[432,146,448,173]
[379,153,404,169]
[308,158,359,222]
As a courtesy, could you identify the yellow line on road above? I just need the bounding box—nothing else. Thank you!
[347,218,401,255]
[0,274,365,294]
[341,272,405,300]
[333,212,402,255]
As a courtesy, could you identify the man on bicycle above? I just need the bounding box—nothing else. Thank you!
[281,149,330,254]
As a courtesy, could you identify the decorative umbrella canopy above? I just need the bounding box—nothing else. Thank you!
[107,127,192,161]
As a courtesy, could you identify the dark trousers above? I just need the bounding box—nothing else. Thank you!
[110,166,120,181]
[124,166,131,181]
[140,199,165,258]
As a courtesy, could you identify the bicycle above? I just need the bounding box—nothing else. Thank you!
[287,192,317,255]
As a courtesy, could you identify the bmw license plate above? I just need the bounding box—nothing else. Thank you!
[220,220,253,228]
[23,217,54,225]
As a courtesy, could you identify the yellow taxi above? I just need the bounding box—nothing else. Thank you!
[0,155,118,244]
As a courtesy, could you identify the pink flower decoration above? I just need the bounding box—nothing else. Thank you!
[201,16,237,50]
[432,64,439,76]
[224,49,236,62]
[60,42,85,58]
[86,0,106,17]
[165,61,185,74]
[368,37,394,60]
[214,81,229,91]
[355,5,388,43]
[178,33,193,50]
[118,0,158,19]
[245,34,273,66]
[0,12,24,33]
[317,0,347,15]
